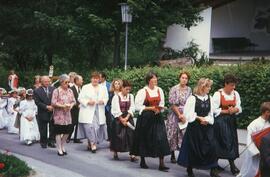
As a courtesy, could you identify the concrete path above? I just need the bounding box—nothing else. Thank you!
[0,129,247,177]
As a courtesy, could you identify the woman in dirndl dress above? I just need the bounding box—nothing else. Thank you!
[177,78,220,177]
[212,74,242,175]
[110,80,137,161]
[132,71,170,172]
[166,71,192,163]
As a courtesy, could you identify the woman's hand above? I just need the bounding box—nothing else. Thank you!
[98,100,104,105]
[88,100,95,106]
[27,116,33,121]
[197,116,208,125]
[178,114,186,123]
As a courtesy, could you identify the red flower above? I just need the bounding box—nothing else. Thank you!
[0,163,5,169]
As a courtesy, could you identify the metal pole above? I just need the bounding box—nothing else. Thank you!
[124,23,128,71]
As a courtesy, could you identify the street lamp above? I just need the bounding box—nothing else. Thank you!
[120,3,132,70]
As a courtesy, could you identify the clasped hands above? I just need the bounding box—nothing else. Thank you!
[87,100,104,106]
[119,116,129,126]
[197,116,209,125]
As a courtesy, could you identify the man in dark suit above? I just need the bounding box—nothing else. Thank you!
[34,76,56,148]
[68,75,83,143]
[260,132,270,177]
[99,72,111,141]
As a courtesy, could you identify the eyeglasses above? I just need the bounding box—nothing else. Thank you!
[64,81,70,84]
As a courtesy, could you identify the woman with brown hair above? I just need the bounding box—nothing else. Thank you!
[177,78,220,177]
[213,74,242,175]
[110,80,136,161]
[132,71,170,172]
[166,71,192,163]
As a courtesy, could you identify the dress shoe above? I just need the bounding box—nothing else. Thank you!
[210,168,221,177]
[216,165,225,172]
[140,162,149,169]
[170,157,177,164]
[74,139,83,143]
[158,166,170,172]
[187,167,195,177]
[229,160,240,175]
[63,151,67,155]
[230,166,240,175]
[48,142,56,148]
[113,154,119,160]
[57,151,64,156]
[41,144,47,148]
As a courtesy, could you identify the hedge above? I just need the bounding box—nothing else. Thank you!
[1,63,270,128]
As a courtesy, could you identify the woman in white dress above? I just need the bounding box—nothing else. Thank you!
[19,89,40,145]
[78,71,109,153]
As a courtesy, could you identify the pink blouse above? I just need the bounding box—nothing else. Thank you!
[51,88,75,125]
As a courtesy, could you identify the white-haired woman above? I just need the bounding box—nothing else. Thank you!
[177,78,220,177]
[51,74,76,156]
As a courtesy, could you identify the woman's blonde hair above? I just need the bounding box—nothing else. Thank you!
[109,79,123,93]
[193,78,213,95]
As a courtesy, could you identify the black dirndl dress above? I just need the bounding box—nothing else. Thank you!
[132,89,170,157]
[214,91,239,160]
[110,95,135,152]
[177,95,218,169]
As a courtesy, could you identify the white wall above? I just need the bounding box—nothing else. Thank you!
[210,0,270,52]
[164,7,212,57]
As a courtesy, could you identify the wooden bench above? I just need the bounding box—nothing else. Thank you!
[212,37,257,53]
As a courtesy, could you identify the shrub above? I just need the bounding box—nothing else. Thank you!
[0,152,32,177]
[1,63,270,128]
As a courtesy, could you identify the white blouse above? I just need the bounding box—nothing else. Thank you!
[135,86,165,115]
[212,89,242,117]
[111,93,135,118]
[183,94,214,125]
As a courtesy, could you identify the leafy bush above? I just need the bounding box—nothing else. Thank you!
[1,63,270,128]
[0,152,32,177]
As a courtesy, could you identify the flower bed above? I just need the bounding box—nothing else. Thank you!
[0,150,32,177]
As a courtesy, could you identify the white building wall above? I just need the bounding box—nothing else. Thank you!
[210,0,270,52]
[164,7,212,57]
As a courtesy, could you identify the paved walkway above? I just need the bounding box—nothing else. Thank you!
[0,129,248,177]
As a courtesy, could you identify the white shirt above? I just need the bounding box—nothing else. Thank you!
[183,94,214,125]
[135,86,165,115]
[111,93,135,118]
[213,89,242,116]
[237,116,270,177]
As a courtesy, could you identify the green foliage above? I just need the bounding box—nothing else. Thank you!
[2,62,269,128]
[0,0,201,70]
[0,152,32,177]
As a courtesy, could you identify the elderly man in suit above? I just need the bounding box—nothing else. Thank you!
[34,76,56,148]
[67,75,83,143]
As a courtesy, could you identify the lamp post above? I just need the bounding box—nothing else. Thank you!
[120,3,132,71]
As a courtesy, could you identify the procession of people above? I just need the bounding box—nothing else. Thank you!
[1,69,270,177]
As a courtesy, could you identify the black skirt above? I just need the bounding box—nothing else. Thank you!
[177,120,218,169]
[214,114,239,159]
[110,117,134,152]
[54,124,73,135]
[132,111,170,157]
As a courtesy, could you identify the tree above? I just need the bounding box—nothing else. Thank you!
[0,0,202,71]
